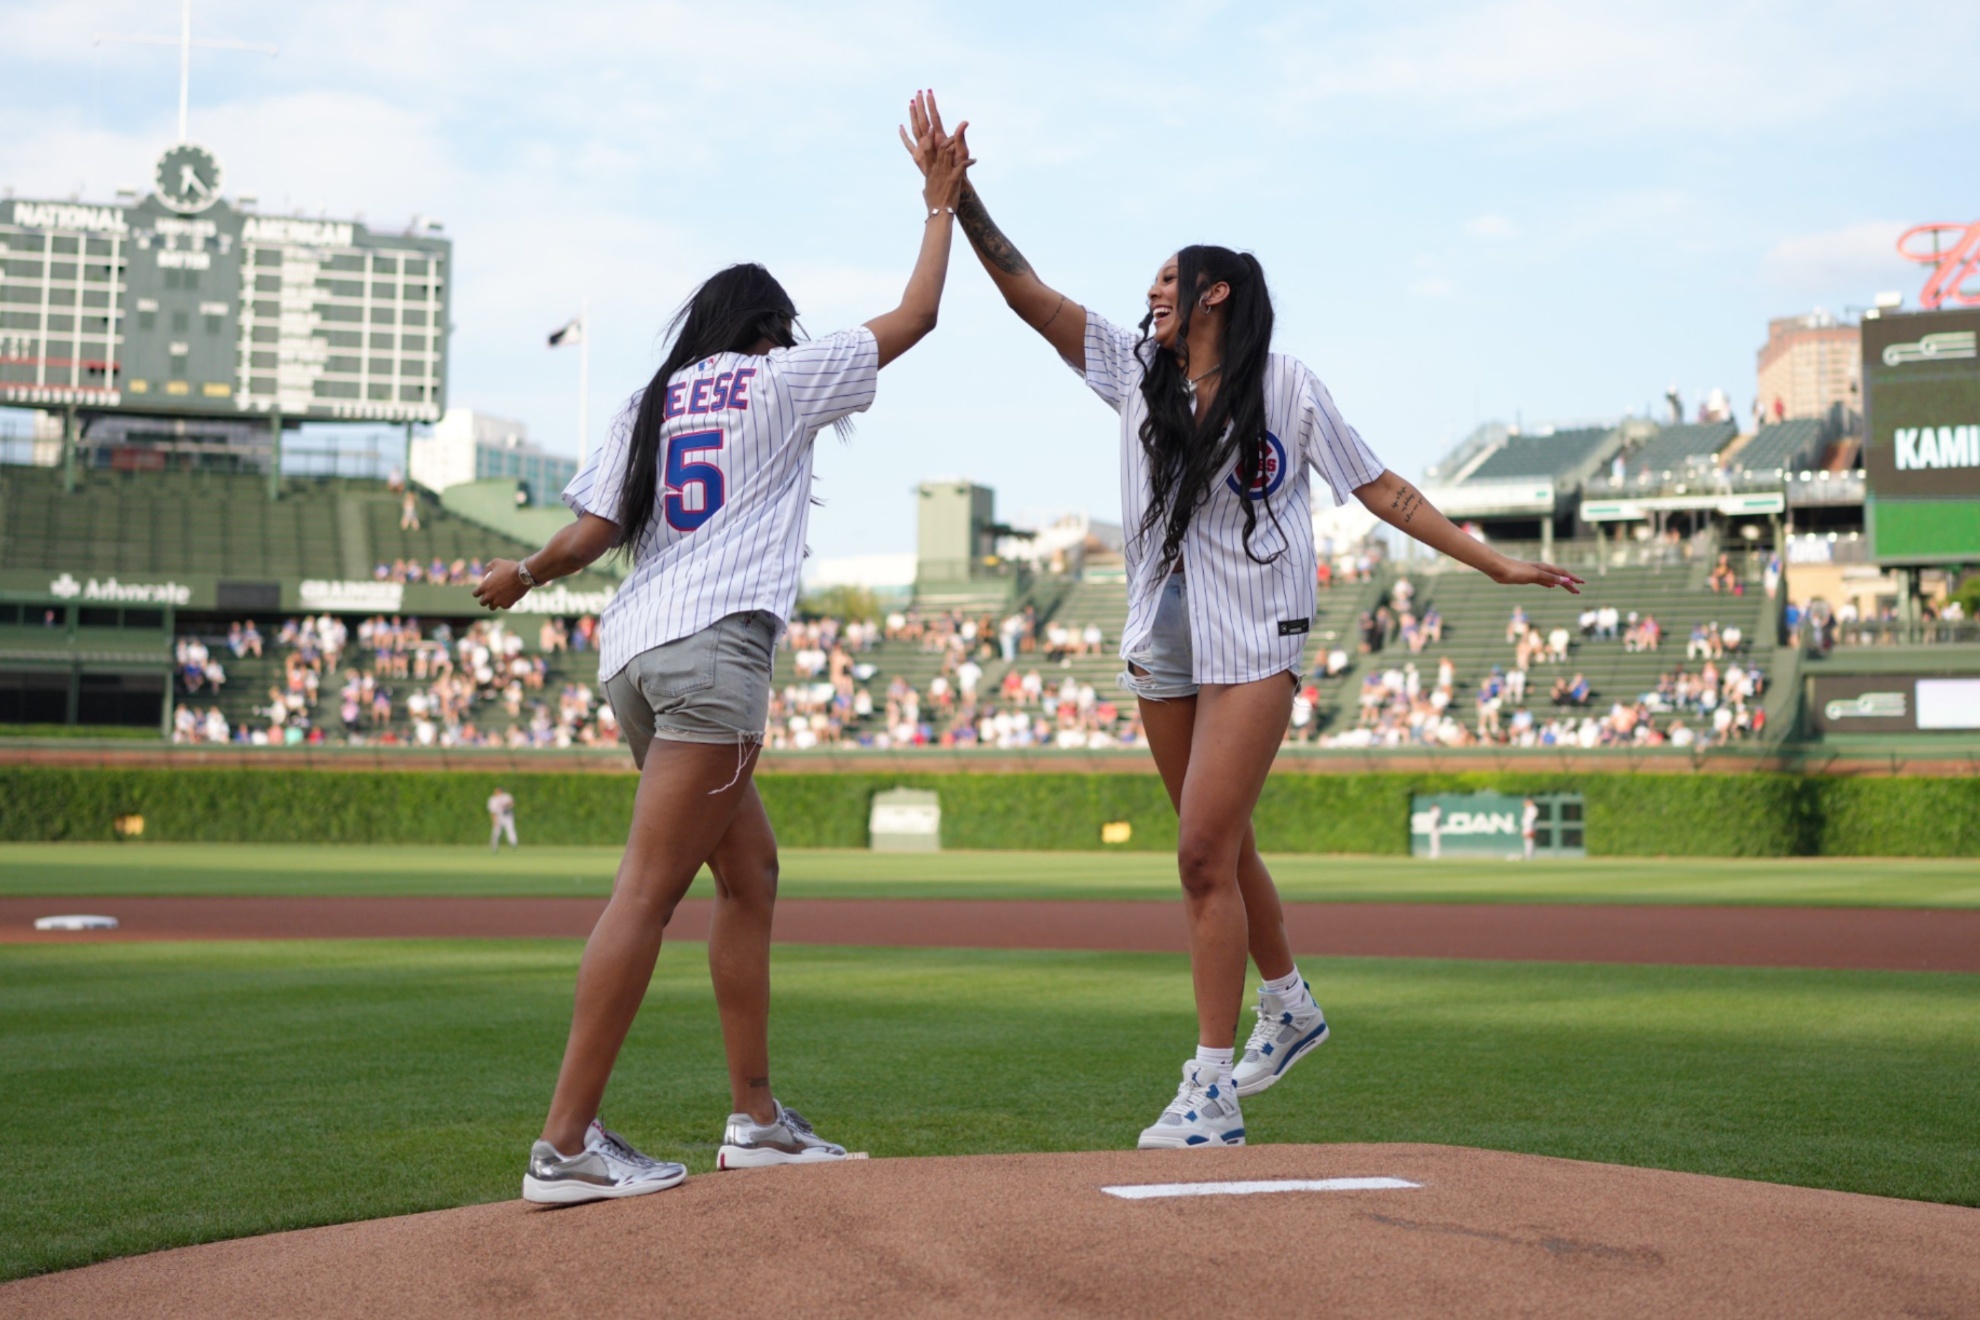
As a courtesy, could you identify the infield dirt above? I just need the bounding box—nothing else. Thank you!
[5,895,1978,971]
[3,1144,1973,1319]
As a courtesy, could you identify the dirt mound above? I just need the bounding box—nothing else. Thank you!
[4,1145,1973,1319]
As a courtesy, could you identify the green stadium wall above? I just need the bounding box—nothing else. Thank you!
[1,768,1974,857]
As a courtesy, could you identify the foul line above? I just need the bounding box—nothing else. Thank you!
[1101,1177,1419,1200]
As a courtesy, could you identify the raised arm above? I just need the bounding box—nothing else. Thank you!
[900,93,1086,368]
[473,512,619,611]
[1352,470,1585,595]
[864,100,972,369]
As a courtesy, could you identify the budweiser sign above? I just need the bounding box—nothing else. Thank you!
[1898,222,1980,310]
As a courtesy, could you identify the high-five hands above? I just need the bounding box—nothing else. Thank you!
[900,89,969,180]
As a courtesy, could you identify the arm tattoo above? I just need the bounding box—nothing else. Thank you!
[1390,482,1423,526]
[1039,294,1066,330]
[957,185,1033,278]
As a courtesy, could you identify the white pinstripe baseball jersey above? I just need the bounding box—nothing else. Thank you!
[1077,311,1387,684]
[562,326,879,682]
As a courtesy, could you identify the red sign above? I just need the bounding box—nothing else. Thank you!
[1898,222,1980,309]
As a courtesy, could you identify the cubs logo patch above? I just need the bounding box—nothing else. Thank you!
[1226,432,1288,501]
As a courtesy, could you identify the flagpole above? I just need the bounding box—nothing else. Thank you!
[577,298,590,465]
[178,0,192,141]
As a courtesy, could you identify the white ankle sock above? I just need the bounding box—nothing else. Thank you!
[1194,1045,1235,1089]
[1262,967,1314,1011]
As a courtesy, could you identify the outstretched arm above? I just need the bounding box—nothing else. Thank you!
[1353,470,1584,594]
[901,93,1086,368]
[473,513,618,611]
[865,98,973,369]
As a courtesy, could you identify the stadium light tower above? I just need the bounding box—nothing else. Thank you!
[95,0,278,143]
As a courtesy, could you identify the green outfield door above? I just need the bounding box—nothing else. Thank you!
[1410,791,1586,859]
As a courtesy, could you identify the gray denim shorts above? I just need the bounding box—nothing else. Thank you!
[1120,574,1199,700]
[604,610,778,768]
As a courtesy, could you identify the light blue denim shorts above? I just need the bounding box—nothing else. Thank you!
[603,610,778,768]
[1120,574,1199,700]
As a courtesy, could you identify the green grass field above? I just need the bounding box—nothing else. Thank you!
[6,843,1979,906]
[4,939,1976,1282]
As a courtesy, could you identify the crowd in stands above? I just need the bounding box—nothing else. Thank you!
[374,557,486,586]
[754,604,1116,749]
[1315,540,1381,590]
[174,635,229,695]
[1788,594,1976,651]
[883,604,1114,666]
[169,612,615,749]
[764,615,1139,751]
[155,537,1801,755]
[1310,575,1766,749]
[1352,577,1445,656]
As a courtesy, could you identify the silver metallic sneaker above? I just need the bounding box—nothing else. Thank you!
[1137,1059,1245,1149]
[522,1118,686,1205]
[1232,984,1330,1098]
[717,1102,848,1169]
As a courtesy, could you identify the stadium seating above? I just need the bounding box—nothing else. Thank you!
[1318,556,1778,739]
[1729,419,1821,474]
[167,618,607,748]
[0,467,550,579]
[1626,421,1737,475]
[1464,427,1616,482]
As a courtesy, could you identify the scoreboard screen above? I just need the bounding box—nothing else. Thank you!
[0,143,449,424]
[1860,307,1980,563]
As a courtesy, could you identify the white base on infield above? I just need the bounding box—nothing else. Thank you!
[33,914,120,931]
[1101,1176,1419,1200]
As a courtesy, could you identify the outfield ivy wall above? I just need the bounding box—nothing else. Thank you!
[1,767,1973,856]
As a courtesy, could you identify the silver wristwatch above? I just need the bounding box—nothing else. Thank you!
[515,559,538,589]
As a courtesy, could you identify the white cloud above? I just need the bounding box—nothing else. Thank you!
[1409,276,1457,299]
[1255,0,1980,138]
[1761,221,1909,298]
[1464,213,1518,240]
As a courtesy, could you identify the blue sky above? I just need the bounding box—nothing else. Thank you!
[4,1,1976,559]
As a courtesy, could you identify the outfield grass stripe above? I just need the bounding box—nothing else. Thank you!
[2,845,1978,907]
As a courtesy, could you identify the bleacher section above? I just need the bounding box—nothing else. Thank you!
[1730,419,1821,474]
[766,568,1391,747]
[168,616,607,748]
[1628,421,1737,475]
[0,467,566,581]
[1465,427,1615,482]
[1317,560,1776,743]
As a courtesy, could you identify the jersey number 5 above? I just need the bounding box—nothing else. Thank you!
[665,429,726,532]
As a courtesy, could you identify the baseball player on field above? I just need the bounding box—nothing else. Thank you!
[903,94,1583,1151]
[475,94,972,1204]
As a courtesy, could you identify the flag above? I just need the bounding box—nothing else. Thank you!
[548,315,584,348]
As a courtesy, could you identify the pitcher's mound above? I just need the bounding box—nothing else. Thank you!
[5,1144,1975,1319]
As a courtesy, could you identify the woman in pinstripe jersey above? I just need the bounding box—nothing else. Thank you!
[904,95,1582,1150]
[474,100,975,1202]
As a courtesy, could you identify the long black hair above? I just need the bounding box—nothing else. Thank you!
[611,263,798,550]
[1134,245,1280,565]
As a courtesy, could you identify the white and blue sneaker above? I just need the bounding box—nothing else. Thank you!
[1137,1059,1245,1149]
[1232,984,1329,1098]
